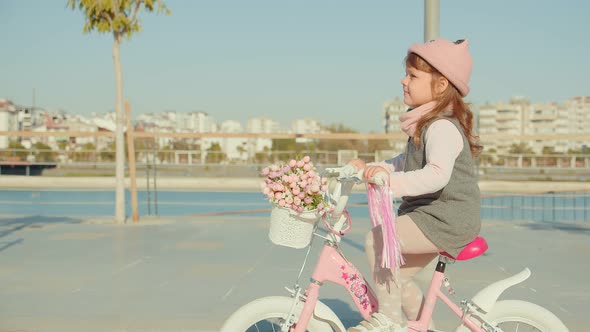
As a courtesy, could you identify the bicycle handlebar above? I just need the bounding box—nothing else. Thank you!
[323,167,388,186]
[321,167,389,237]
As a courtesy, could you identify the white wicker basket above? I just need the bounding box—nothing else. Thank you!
[268,206,319,249]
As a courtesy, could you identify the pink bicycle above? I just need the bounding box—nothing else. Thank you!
[220,168,569,332]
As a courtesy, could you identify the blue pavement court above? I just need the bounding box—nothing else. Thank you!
[0,213,588,332]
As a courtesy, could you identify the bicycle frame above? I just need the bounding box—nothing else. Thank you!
[291,242,486,332]
[293,244,378,332]
[289,170,487,332]
[408,260,485,332]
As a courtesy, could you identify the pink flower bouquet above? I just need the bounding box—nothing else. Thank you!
[261,156,329,214]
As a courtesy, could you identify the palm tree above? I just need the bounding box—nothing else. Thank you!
[68,0,169,223]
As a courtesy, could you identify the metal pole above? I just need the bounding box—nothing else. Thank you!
[146,148,151,216]
[153,134,159,216]
[424,0,440,42]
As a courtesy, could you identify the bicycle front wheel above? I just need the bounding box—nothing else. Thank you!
[456,300,569,332]
[220,296,333,332]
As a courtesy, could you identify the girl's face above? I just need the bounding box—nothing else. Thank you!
[401,66,434,107]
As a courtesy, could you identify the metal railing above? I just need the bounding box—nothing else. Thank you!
[0,189,588,223]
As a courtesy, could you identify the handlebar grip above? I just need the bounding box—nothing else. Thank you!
[370,172,389,186]
[357,169,389,186]
[324,167,388,186]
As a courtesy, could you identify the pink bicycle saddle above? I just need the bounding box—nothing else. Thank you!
[440,236,488,261]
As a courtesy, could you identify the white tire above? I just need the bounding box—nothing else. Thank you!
[455,300,569,332]
[220,296,334,332]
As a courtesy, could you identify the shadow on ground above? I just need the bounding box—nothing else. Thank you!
[0,215,83,240]
[321,298,363,328]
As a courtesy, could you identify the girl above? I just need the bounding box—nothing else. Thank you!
[347,38,482,332]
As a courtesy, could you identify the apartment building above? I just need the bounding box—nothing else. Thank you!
[247,117,281,134]
[291,118,322,135]
[479,96,589,154]
[478,97,528,153]
[177,111,217,133]
[382,97,407,153]
[247,117,278,156]
[527,102,569,153]
[566,96,590,152]
[291,118,323,144]
[0,99,17,148]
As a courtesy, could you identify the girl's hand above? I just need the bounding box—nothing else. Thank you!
[339,159,365,178]
[363,165,389,184]
[347,159,366,170]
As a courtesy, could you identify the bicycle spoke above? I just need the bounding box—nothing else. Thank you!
[497,321,542,332]
[244,318,286,332]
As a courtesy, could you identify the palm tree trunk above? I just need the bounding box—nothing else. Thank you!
[113,34,126,224]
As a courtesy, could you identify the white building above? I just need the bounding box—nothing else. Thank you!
[478,97,529,154]
[216,120,247,161]
[246,117,279,158]
[382,97,408,152]
[247,117,281,134]
[565,96,590,152]
[291,118,322,134]
[479,96,589,154]
[182,111,217,133]
[383,97,406,134]
[527,102,569,153]
[290,118,323,145]
[0,99,18,149]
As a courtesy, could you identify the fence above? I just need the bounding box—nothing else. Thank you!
[0,189,588,223]
[480,192,590,222]
[1,131,589,181]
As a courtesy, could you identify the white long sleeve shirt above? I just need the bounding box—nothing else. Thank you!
[370,119,464,198]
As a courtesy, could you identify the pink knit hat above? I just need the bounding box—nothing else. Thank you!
[408,38,473,97]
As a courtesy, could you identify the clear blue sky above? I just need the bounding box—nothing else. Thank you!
[1,1,589,133]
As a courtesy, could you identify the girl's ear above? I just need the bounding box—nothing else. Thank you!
[434,76,449,96]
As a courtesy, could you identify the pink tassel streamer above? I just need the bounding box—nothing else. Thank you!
[367,183,405,270]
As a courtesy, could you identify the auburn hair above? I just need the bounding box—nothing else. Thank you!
[405,53,482,156]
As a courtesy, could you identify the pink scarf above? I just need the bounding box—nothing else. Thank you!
[398,101,437,136]
[367,183,405,270]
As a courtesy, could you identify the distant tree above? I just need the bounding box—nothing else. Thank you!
[171,139,198,151]
[254,146,272,165]
[367,139,392,153]
[542,146,557,155]
[318,123,363,152]
[100,142,116,162]
[68,0,170,223]
[74,142,97,162]
[158,146,174,163]
[206,143,226,164]
[0,141,28,160]
[272,139,304,152]
[57,140,68,151]
[32,142,56,162]
[508,142,534,154]
[236,144,247,161]
[322,123,358,134]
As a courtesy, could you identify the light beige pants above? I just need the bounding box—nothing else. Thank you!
[365,214,439,325]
